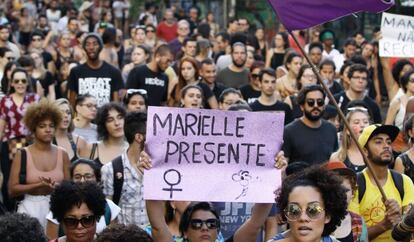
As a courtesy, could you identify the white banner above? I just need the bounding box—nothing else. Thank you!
[379,12,414,57]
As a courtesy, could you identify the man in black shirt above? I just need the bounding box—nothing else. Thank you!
[68,33,123,107]
[250,67,293,125]
[332,63,382,123]
[283,84,338,164]
[199,58,225,101]
[126,44,172,106]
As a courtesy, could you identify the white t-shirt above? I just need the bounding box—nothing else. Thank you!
[46,199,120,234]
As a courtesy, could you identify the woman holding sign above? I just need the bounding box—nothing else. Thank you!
[269,166,347,242]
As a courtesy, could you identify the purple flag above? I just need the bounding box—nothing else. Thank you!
[267,0,395,31]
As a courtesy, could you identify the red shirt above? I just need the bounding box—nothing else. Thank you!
[156,21,178,42]
[0,93,40,141]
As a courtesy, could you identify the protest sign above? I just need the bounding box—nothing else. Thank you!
[143,106,284,203]
[380,12,414,57]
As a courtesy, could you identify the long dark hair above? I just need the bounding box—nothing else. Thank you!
[1,61,18,94]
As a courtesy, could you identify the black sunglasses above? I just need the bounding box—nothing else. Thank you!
[306,99,324,107]
[62,215,96,229]
[13,79,27,84]
[190,218,220,230]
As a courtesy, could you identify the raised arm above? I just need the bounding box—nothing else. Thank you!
[146,200,175,242]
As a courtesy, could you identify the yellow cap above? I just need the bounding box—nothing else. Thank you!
[358,124,399,148]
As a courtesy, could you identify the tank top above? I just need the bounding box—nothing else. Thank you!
[343,156,366,173]
[394,97,406,130]
[270,52,285,70]
[52,134,79,162]
[25,146,64,184]
[89,143,104,168]
[397,152,414,182]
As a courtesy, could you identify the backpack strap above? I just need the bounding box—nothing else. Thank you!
[89,143,97,160]
[112,156,124,205]
[19,148,27,184]
[349,211,363,242]
[390,170,404,201]
[357,172,366,203]
[104,201,111,225]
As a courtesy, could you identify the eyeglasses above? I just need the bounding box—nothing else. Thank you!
[13,79,27,84]
[306,98,324,107]
[79,103,97,109]
[73,173,95,181]
[146,29,155,33]
[62,215,96,229]
[251,73,259,79]
[284,203,325,221]
[347,107,368,112]
[190,219,220,230]
[6,56,15,61]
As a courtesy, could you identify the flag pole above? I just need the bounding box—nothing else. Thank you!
[288,31,388,201]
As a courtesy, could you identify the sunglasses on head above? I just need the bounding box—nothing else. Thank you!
[13,79,27,84]
[306,98,324,107]
[284,202,324,221]
[62,215,96,229]
[190,218,220,230]
[126,89,147,98]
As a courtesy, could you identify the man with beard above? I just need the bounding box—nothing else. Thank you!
[0,25,20,59]
[282,84,338,165]
[126,44,172,106]
[68,33,123,107]
[249,68,293,125]
[349,124,414,242]
[216,42,249,89]
[199,58,225,100]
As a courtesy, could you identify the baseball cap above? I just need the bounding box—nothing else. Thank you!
[324,161,356,179]
[358,124,400,148]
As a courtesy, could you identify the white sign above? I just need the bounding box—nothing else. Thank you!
[379,12,414,57]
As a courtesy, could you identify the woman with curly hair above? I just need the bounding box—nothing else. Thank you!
[8,99,70,227]
[87,102,128,167]
[49,181,106,242]
[269,165,348,242]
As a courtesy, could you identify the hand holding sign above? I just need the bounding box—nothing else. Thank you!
[143,107,284,203]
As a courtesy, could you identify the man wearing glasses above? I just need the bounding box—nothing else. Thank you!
[283,84,338,165]
[332,63,382,123]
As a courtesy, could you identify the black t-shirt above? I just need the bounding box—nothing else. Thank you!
[240,84,261,104]
[332,91,382,123]
[34,71,54,97]
[41,51,53,68]
[197,82,214,109]
[283,119,338,165]
[329,81,344,96]
[68,61,124,107]
[126,64,169,106]
[249,100,293,125]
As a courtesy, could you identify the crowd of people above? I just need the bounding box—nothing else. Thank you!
[1,0,414,242]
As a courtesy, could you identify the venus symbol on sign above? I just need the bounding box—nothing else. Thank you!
[163,169,183,199]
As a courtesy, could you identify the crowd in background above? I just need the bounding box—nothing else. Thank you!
[0,0,414,242]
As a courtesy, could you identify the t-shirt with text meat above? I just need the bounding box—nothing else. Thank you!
[68,61,124,106]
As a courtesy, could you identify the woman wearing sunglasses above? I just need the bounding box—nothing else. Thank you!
[49,181,106,242]
[123,88,148,113]
[270,166,347,242]
[0,67,40,210]
[46,159,120,240]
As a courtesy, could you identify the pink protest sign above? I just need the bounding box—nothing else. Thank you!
[143,106,284,203]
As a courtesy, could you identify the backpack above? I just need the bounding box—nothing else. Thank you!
[112,156,124,205]
[357,170,404,203]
